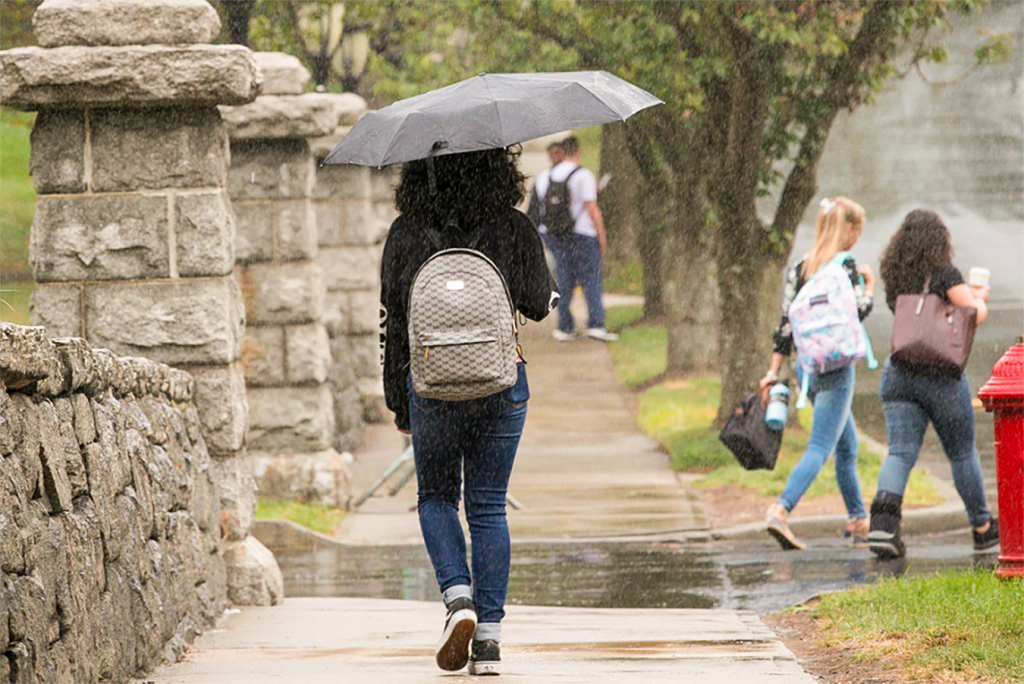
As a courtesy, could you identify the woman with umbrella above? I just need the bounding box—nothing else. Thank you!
[379,147,558,675]
[327,71,661,675]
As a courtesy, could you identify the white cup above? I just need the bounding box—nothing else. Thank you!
[968,267,990,287]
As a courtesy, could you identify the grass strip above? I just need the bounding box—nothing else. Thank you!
[810,570,1024,684]
[254,497,345,536]
[1,110,36,280]
[604,305,939,503]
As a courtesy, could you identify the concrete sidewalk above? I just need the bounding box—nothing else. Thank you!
[146,598,815,683]
[146,295,971,683]
[339,295,708,545]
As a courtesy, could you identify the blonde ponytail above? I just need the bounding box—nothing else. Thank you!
[802,196,865,279]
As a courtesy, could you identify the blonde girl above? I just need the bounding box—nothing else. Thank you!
[759,196,875,550]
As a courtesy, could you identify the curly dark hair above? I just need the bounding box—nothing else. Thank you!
[394,147,526,229]
[880,209,955,306]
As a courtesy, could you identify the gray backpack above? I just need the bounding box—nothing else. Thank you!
[408,225,518,401]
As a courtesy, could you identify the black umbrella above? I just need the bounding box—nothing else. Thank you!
[323,70,662,167]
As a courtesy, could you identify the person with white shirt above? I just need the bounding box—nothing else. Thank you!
[530,136,618,342]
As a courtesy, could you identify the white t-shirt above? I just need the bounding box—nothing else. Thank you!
[534,161,598,237]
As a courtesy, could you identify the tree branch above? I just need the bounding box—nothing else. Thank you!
[770,0,903,249]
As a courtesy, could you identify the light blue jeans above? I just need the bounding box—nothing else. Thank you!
[877,359,991,528]
[408,364,529,625]
[779,365,866,519]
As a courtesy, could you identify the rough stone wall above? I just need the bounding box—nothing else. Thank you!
[1,0,282,608]
[221,53,361,506]
[0,324,225,684]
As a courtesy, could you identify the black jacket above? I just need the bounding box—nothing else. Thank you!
[379,208,559,430]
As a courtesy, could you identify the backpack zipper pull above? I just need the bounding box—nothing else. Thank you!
[424,348,430,363]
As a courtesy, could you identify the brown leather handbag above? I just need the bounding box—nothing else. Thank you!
[890,276,977,378]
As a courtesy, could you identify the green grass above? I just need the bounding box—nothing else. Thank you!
[605,305,939,503]
[1,109,36,281]
[604,303,645,333]
[0,281,32,325]
[604,259,643,297]
[607,322,666,389]
[811,570,1024,684]
[254,497,345,536]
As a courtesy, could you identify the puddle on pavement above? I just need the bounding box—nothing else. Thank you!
[269,533,998,614]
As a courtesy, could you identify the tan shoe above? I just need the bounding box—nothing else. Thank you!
[846,518,870,547]
[766,503,806,551]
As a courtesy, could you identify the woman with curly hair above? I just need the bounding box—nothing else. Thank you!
[868,209,998,560]
[379,147,558,675]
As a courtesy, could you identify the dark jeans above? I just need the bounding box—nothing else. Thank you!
[542,232,606,332]
[408,364,529,625]
[877,359,991,528]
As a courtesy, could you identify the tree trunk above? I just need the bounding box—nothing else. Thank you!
[223,0,256,47]
[636,187,668,319]
[599,124,640,272]
[664,175,718,373]
[664,239,718,373]
[715,249,782,426]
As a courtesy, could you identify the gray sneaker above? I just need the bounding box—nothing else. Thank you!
[552,329,576,342]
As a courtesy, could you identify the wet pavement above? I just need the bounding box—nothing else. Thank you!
[262,524,999,615]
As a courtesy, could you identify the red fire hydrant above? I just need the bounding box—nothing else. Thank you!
[978,340,1024,580]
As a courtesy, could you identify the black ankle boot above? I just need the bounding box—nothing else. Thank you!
[868,491,905,560]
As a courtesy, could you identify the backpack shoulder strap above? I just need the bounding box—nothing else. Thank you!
[829,250,854,268]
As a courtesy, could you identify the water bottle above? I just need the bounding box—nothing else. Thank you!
[765,383,790,431]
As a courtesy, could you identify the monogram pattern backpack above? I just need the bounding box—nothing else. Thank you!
[408,225,518,401]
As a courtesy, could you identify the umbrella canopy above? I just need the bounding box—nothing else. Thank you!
[323,71,662,167]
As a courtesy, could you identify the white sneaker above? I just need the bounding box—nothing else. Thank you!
[586,328,619,342]
[552,329,576,342]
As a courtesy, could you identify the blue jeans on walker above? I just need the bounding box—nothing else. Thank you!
[876,359,991,528]
[779,365,865,519]
[542,232,606,333]
[408,364,529,625]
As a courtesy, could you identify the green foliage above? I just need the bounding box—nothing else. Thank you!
[0,1,41,49]
[0,282,32,326]
[812,570,1024,683]
[254,497,345,535]
[0,109,36,281]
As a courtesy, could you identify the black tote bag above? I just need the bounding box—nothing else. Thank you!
[718,393,782,471]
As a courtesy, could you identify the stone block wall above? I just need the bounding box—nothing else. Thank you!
[1,0,282,608]
[222,54,362,506]
[0,324,225,684]
[308,138,397,433]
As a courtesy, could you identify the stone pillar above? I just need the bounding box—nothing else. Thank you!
[220,53,362,505]
[1,0,283,606]
[309,126,396,433]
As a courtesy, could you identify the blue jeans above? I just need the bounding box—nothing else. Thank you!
[780,365,865,519]
[542,233,605,332]
[877,359,991,528]
[408,364,529,625]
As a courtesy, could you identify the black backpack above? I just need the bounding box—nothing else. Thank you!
[718,393,781,470]
[540,167,580,239]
